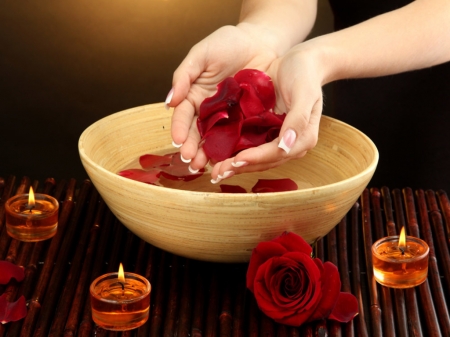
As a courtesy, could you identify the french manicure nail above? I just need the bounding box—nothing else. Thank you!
[165,88,174,110]
[231,161,247,168]
[218,171,234,179]
[211,177,221,184]
[188,166,199,174]
[180,154,191,163]
[172,140,183,148]
[278,129,296,154]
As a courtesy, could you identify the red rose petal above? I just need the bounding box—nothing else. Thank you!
[199,77,242,120]
[0,294,27,324]
[139,154,172,169]
[234,69,275,111]
[246,241,288,292]
[219,185,247,193]
[328,292,359,322]
[197,111,229,137]
[234,131,268,153]
[118,169,161,184]
[307,261,342,322]
[272,232,313,256]
[202,121,242,162]
[251,179,298,193]
[243,111,285,128]
[0,261,25,284]
[239,82,266,118]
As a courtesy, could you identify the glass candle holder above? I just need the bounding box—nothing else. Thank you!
[5,192,59,242]
[372,235,429,288]
[90,272,151,331]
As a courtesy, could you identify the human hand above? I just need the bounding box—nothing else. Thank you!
[166,24,280,172]
[209,44,325,183]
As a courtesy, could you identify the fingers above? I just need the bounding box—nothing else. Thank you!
[210,90,323,182]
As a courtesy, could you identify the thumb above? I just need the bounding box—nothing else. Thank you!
[277,91,323,156]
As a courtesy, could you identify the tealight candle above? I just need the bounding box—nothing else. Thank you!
[5,187,59,242]
[90,263,151,331]
[372,227,429,288]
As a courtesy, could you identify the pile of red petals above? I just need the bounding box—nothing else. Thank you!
[0,261,27,324]
[118,152,204,184]
[246,232,358,326]
[197,69,286,162]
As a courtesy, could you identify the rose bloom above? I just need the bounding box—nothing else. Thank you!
[246,232,358,326]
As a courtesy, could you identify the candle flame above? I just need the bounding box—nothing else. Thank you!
[28,187,35,208]
[398,227,406,250]
[118,263,126,283]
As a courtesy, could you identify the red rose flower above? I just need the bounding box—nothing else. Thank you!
[197,69,286,162]
[247,232,358,326]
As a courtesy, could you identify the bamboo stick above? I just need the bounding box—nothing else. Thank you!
[162,254,180,337]
[232,276,246,337]
[31,180,92,337]
[326,227,342,337]
[360,189,382,337]
[436,190,450,245]
[402,188,440,336]
[391,189,423,337]
[63,198,105,336]
[416,190,450,336]
[136,244,158,337]
[77,209,116,337]
[370,188,395,337]
[260,313,275,337]
[425,190,450,295]
[205,266,220,336]
[337,216,355,337]
[149,251,167,337]
[380,187,409,337]
[0,175,16,234]
[350,202,368,337]
[248,296,259,337]
[219,269,233,337]
[175,259,193,337]
[48,188,100,335]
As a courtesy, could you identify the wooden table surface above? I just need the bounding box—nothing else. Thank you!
[0,175,449,337]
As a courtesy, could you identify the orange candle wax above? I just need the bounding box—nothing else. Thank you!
[90,263,151,331]
[372,227,429,289]
[5,187,58,242]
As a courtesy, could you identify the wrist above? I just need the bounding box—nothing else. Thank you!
[237,22,292,57]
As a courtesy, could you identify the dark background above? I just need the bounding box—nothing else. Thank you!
[0,0,333,182]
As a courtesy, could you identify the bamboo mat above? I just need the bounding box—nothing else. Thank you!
[0,175,449,337]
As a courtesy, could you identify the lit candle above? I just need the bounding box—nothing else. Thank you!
[5,187,59,242]
[90,263,151,331]
[372,227,429,288]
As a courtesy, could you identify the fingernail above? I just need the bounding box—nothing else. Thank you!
[278,129,296,154]
[211,177,222,184]
[231,161,247,168]
[172,140,183,148]
[218,170,234,179]
[165,88,174,110]
[180,154,191,163]
[188,166,199,174]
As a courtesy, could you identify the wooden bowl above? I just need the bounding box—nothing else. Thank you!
[79,103,378,262]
